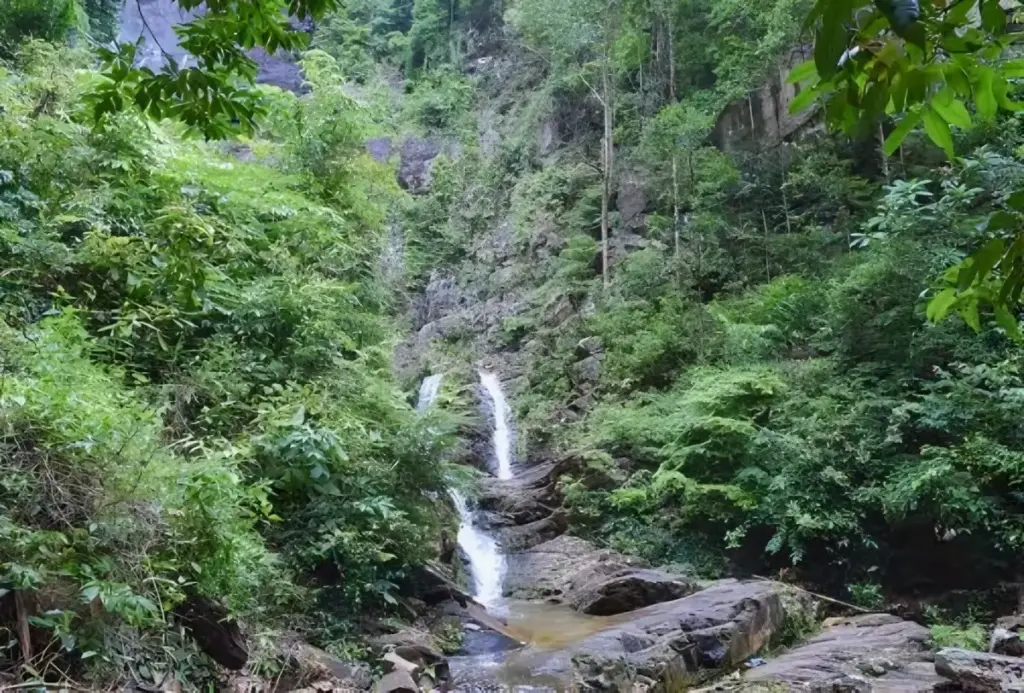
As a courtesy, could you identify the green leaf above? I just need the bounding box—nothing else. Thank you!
[985,210,1017,231]
[970,237,1007,284]
[930,90,972,129]
[815,10,850,79]
[975,67,998,121]
[981,0,1007,34]
[1007,190,1024,210]
[789,84,821,114]
[787,60,818,83]
[927,287,958,322]
[921,106,955,158]
[994,303,1022,340]
[883,111,921,155]
[960,301,982,331]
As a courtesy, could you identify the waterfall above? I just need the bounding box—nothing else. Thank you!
[448,489,506,610]
[416,375,506,612]
[417,374,444,412]
[479,371,514,480]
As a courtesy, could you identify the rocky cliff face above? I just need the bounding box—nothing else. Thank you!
[712,45,821,152]
[116,0,306,91]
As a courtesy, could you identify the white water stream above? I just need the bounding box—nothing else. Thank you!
[416,374,508,612]
[479,371,514,480]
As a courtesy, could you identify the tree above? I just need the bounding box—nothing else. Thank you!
[795,0,1024,335]
[91,0,340,139]
[509,0,621,289]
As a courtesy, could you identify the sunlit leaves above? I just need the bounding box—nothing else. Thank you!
[91,0,337,139]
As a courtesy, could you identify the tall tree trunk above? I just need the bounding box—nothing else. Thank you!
[600,1,618,291]
[601,60,613,291]
[668,9,676,102]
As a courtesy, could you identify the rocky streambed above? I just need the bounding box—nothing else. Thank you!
[363,451,1024,693]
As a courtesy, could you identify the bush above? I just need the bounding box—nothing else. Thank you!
[0,0,78,54]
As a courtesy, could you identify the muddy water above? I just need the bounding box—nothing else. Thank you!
[502,601,621,649]
[450,601,627,691]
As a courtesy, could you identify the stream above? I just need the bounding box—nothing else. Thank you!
[416,372,611,690]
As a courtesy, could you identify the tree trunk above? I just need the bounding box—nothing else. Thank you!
[668,10,676,102]
[14,590,32,667]
[601,61,613,291]
[879,123,890,181]
[672,155,680,264]
[600,3,618,291]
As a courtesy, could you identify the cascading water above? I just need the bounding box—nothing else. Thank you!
[416,375,507,612]
[448,489,506,610]
[479,371,514,480]
[416,374,444,413]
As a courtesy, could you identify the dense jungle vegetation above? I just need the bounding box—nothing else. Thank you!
[3,0,1024,687]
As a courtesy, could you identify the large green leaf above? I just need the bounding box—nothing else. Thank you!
[921,105,955,158]
[882,110,921,155]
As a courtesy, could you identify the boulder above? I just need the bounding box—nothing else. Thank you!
[570,354,604,386]
[991,614,1024,657]
[495,511,568,552]
[477,459,561,525]
[374,670,418,693]
[508,579,803,690]
[935,647,1024,691]
[567,569,696,617]
[617,168,648,231]
[173,594,248,670]
[744,613,944,692]
[398,137,442,194]
[504,535,645,602]
[366,138,392,164]
[576,336,604,358]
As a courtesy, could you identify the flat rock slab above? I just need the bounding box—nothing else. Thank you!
[935,647,1024,691]
[503,579,797,690]
[743,613,943,692]
[567,569,697,616]
[504,535,645,602]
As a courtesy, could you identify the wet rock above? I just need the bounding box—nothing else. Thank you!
[398,137,442,194]
[504,535,644,602]
[366,138,392,164]
[567,569,696,617]
[617,168,648,231]
[512,579,804,689]
[173,594,247,669]
[991,614,1024,657]
[538,119,559,157]
[744,613,943,692]
[374,670,418,693]
[935,647,1024,691]
[570,354,604,386]
[496,511,568,552]
[576,336,604,358]
[477,459,561,525]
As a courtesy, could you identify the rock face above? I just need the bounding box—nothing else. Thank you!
[504,579,801,690]
[173,594,248,670]
[567,569,696,617]
[397,137,461,194]
[503,534,645,602]
[711,45,819,152]
[743,613,943,692]
[935,647,1024,691]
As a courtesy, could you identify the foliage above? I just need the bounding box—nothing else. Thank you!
[90,0,342,138]
[930,623,989,651]
[0,0,82,54]
[797,0,1024,335]
[0,40,451,682]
